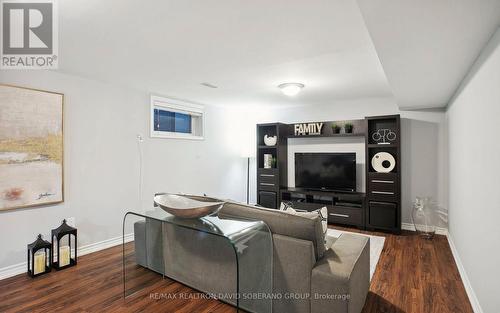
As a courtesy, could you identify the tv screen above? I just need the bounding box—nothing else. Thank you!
[295,153,356,192]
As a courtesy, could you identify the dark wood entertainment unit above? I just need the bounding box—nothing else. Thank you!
[256,115,402,233]
[281,188,366,229]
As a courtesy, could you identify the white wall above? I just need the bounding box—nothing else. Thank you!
[447,28,500,313]
[258,98,448,225]
[0,70,251,270]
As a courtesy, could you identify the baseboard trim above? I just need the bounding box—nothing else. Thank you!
[0,233,134,281]
[78,233,134,256]
[401,222,448,235]
[0,262,26,281]
[446,233,483,313]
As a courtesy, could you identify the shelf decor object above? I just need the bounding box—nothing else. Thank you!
[331,123,341,134]
[371,128,397,145]
[153,194,225,218]
[263,154,273,169]
[411,197,437,239]
[0,84,64,211]
[371,152,396,173]
[27,234,52,277]
[344,123,353,134]
[293,122,324,136]
[51,219,77,270]
[263,135,277,146]
[271,157,277,168]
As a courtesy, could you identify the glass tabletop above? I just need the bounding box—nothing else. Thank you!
[126,207,269,244]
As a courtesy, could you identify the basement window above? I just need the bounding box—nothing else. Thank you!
[150,95,204,140]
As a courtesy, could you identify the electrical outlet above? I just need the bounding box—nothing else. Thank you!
[66,217,76,227]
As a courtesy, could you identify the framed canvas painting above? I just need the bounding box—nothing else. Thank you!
[0,84,64,211]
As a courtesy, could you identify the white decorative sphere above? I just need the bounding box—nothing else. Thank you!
[264,135,277,146]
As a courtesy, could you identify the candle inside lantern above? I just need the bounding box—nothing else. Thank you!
[34,251,45,275]
[59,245,70,267]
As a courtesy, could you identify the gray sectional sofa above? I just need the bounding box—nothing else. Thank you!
[134,200,370,313]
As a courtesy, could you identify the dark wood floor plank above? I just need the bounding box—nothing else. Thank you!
[0,227,473,313]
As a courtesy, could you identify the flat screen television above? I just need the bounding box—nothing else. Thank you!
[295,152,356,192]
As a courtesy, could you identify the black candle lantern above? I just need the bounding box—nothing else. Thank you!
[27,234,52,277]
[51,219,77,270]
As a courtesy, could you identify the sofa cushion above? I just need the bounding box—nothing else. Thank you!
[219,201,326,259]
[311,233,370,313]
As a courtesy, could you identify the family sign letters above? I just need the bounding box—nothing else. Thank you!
[294,122,324,136]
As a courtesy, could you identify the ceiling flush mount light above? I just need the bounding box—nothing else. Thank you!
[278,83,305,96]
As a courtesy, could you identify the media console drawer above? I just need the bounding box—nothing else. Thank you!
[368,201,397,229]
[259,191,277,209]
[327,206,363,227]
[258,173,279,184]
[368,173,399,202]
[369,180,397,192]
[257,168,279,190]
[258,181,279,192]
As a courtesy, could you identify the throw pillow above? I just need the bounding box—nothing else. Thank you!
[279,201,297,213]
[279,202,328,236]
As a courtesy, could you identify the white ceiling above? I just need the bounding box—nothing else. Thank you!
[357,0,500,109]
[58,0,392,107]
[57,1,500,109]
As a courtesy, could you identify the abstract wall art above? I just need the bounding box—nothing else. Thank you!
[0,84,64,211]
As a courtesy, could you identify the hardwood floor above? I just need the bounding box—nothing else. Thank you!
[334,227,473,313]
[0,228,473,313]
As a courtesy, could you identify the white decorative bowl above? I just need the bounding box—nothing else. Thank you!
[264,135,277,146]
[154,194,225,218]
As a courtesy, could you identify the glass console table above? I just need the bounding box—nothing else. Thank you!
[123,208,273,313]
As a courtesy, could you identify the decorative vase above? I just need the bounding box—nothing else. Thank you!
[411,197,436,239]
[271,157,277,168]
[264,135,277,146]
